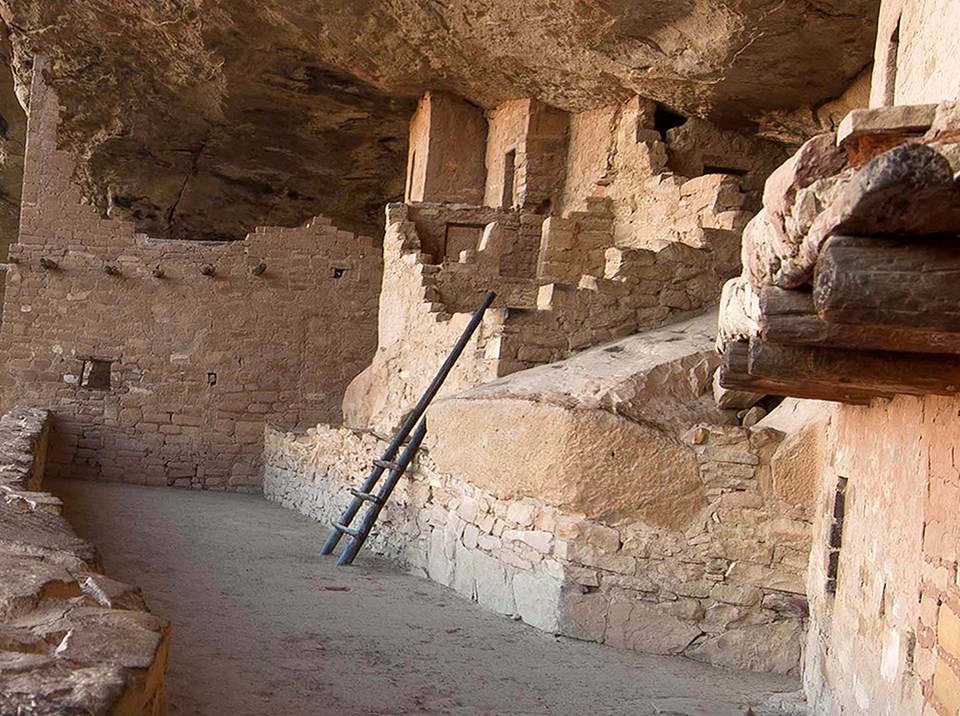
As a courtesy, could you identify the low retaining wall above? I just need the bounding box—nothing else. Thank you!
[0,406,169,714]
[264,420,812,674]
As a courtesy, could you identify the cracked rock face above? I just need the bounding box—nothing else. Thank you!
[0,0,879,240]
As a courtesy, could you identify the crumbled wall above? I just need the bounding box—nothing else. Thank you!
[341,203,506,435]
[263,420,811,674]
[558,96,784,249]
[0,61,382,490]
[342,200,740,433]
[0,406,169,715]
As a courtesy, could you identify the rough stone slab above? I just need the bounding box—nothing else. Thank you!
[837,105,937,147]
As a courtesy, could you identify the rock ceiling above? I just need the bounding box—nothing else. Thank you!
[0,0,880,239]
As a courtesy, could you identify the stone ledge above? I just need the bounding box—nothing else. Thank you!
[0,406,169,715]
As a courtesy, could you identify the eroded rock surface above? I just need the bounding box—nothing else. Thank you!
[0,0,879,240]
[0,407,169,715]
[426,313,735,526]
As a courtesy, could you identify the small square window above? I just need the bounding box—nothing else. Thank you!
[80,359,113,390]
[332,267,346,279]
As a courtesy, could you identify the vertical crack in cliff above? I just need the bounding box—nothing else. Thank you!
[165,139,206,239]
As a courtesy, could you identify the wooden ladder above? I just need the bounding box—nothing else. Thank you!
[322,290,496,566]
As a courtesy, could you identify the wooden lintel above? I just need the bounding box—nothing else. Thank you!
[719,341,877,405]
[749,338,960,399]
[760,286,960,354]
[815,236,960,332]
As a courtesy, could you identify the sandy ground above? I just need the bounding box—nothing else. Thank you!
[52,479,801,716]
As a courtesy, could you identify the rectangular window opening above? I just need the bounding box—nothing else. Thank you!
[883,16,901,106]
[826,476,849,595]
[80,359,113,390]
[501,149,517,209]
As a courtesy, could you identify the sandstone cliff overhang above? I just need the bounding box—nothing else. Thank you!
[0,0,880,240]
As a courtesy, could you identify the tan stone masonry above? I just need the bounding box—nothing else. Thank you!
[0,60,382,490]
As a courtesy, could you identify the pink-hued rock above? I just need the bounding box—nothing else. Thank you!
[778,142,959,288]
[763,133,846,256]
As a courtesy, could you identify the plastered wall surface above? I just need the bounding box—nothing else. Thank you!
[804,398,926,715]
[407,92,487,205]
[798,0,960,712]
[0,62,381,490]
[872,0,960,107]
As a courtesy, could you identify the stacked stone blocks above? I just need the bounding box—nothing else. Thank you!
[264,421,811,674]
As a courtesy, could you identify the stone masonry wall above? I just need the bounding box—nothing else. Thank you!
[264,421,812,675]
[872,0,960,108]
[801,396,960,716]
[797,3,960,714]
[0,60,382,490]
[343,198,742,432]
[559,96,785,250]
[0,406,170,714]
[483,99,569,212]
[406,92,487,205]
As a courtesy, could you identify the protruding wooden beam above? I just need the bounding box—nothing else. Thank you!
[719,341,877,405]
[760,285,960,354]
[749,339,960,399]
[815,236,960,332]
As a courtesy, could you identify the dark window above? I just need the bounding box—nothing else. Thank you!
[407,151,417,201]
[502,149,517,209]
[826,476,849,595]
[332,267,346,279]
[884,17,901,106]
[702,165,748,177]
[654,104,688,140]
[80,359,113,390]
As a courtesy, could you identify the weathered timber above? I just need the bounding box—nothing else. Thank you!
[815,236,960,332]
[760,285,960,354]
[719,341,876,405]
[749,338,960,398]
[777,143,960,288]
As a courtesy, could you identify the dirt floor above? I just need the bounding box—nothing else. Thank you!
[53,479,803,716]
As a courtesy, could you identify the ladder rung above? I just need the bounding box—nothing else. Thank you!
[373,459,402,471]
[350,488,381,505]
[332,522,361,539]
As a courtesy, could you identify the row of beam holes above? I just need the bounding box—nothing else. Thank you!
[826,476,849,596]
[36,260,349,279]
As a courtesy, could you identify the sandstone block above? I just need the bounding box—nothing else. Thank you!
[837,104,937,147]
[559,587,607,642]
[604,599,700,655]
[513,571,562,633]
[686,620,803,673]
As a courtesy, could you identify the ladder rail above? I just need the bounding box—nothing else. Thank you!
[321,290,496,556]
[337,419,427,566]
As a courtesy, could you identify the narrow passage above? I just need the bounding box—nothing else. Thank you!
[54,480,800,716]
